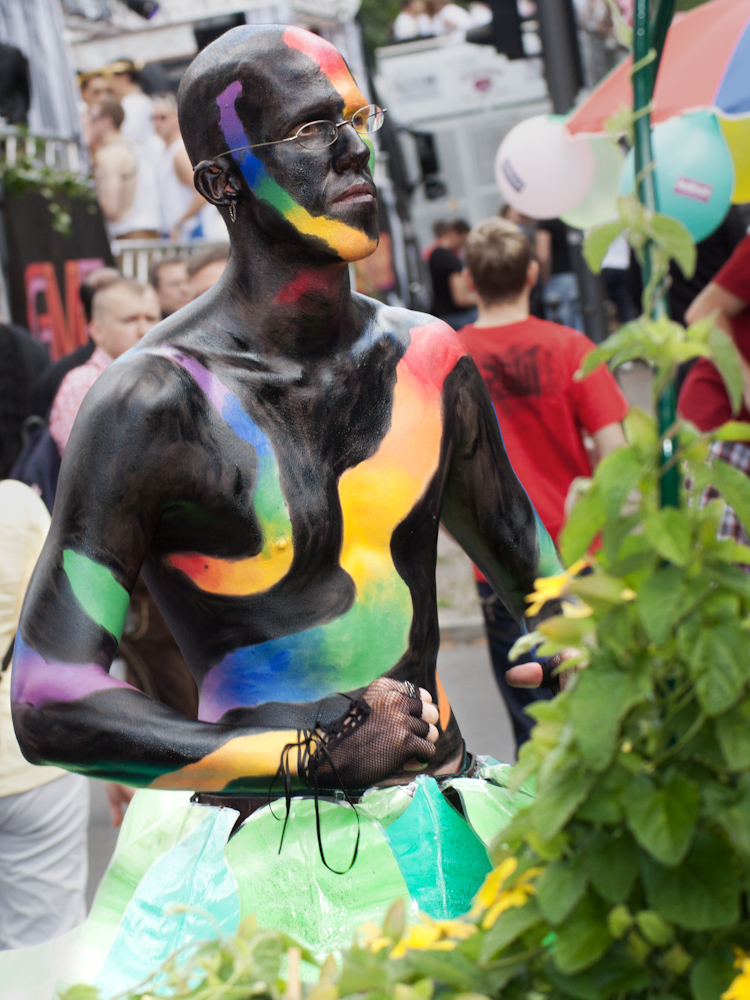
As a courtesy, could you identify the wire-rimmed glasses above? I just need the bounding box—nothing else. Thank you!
[221,104,386,156]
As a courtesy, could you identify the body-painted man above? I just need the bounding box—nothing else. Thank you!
[12,26,561,806]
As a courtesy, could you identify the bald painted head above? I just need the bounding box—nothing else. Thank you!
[178,25,379,263]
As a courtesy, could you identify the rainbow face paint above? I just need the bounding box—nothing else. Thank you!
[215,31,378,262]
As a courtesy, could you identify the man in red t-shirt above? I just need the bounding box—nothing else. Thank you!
[679,234,750,430]
[459,217,628,748]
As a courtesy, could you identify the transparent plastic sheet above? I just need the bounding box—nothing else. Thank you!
[0,759,536,999]
[225,797,414,958]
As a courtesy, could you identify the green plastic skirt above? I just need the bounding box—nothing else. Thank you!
[1,757,532,1000]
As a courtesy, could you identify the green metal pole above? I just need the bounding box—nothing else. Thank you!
[632,0,679,508]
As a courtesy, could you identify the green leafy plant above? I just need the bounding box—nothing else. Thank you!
[0,130,95,235]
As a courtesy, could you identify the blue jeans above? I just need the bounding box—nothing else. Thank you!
[476,582,552,750]
[542,272,583,332]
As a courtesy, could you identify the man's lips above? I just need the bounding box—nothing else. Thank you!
[330,182,376,205]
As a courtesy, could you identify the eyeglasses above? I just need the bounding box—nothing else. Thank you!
[221,104,386,155]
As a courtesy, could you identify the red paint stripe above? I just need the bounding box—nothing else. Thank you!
[282,26,346,80]
[403,322,466,390]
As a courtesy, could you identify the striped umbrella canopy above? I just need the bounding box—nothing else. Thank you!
[566,0,750,201]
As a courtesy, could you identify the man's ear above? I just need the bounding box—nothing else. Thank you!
[193,158,241,207]
[89,317,103,349]
[527,259,540,288]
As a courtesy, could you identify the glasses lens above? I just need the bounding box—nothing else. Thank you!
[351,105,385,134]
[296,120,338,150]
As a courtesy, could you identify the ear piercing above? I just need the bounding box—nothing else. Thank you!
[229,202,237,223]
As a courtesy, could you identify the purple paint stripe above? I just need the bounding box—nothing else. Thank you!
[11,634,130,708]
[153,346,229,411]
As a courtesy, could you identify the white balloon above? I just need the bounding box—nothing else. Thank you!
[495,116,596,219]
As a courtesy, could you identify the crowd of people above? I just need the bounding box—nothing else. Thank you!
[79,60,225,242]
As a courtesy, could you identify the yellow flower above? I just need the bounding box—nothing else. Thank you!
[525,559,589,616]
[471,860,543,929]
[723,951,750,1000]
[389,916,476,958]
[561,601,593,619]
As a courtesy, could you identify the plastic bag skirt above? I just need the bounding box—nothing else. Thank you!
[0,757,532,1000]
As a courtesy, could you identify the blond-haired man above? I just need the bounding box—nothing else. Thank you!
[459,217,628,746]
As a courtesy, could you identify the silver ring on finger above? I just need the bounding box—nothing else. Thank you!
[403,680,418,700]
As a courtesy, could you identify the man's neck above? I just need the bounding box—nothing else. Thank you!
[216,231,359,360]
[473,292,530,329]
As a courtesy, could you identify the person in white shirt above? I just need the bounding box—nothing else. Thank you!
[426,0,472,35]
[152,92,215,240]
[392,0,434,40]
[106,59,163,162]
[89,97,160,240]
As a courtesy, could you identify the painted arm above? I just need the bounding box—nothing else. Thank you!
[12,364,435,793]
[440,355,562,626]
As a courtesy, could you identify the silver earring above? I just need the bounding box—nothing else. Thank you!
[228,202,237,223]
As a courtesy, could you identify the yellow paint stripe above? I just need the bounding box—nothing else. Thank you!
[169,542,293,597]
[338,362,443,590]
[149,730,299,791]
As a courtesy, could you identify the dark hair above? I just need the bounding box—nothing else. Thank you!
[449,219,471,236]
[94,97,125,130]
[432,220,449,238]
[186,245,230,278]
[465,217,532,304]
[148,256,186,288]
[79,268,121,323]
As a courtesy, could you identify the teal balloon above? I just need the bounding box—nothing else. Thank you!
[561,137,624,229]
[620,110,734,242]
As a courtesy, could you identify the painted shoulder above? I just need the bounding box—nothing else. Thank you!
[354,293,468,375]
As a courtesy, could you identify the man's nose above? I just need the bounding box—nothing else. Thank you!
[331,122,370,173]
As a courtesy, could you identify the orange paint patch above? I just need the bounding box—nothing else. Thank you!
[436,671,452,730]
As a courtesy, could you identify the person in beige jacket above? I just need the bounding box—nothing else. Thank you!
[0,480,89,950]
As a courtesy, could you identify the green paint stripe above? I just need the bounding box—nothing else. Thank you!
[63,549,129,640]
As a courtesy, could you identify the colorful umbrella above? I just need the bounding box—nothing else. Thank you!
[566,0,750,201]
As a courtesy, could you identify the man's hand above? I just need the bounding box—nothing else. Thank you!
[105,782,135,828]
[311,677,439,789]
[506,648,580,692]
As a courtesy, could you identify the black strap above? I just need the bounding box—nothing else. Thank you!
[1,637,14,674]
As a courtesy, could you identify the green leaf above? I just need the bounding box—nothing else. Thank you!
[641,831,741,930]
[546,953,649,1000]
[634,910,673,946]
[570,660,651,771]
[713,420,750,442]
[708,327,743,415]
[708,778,750,855]
[689,948,736,1000]
[403,950,484,992]
[649,212,696,278]
[583,220,625,273]
[642,507,692,567]
[560,484,607,565]
[536,855,589,925]
[624,407,657,460]
[585,829,639,904]
[534,756,597,842]
[636,566,685,645]
[707,442,750,533]
[552,894,613,975]
[383,898,405,941]
[623,772,699,866]
[57,989,103,1000]
[478,898,542,961]
[594,446,643,520]
[716,697,750,770]
[691,626,749,717]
